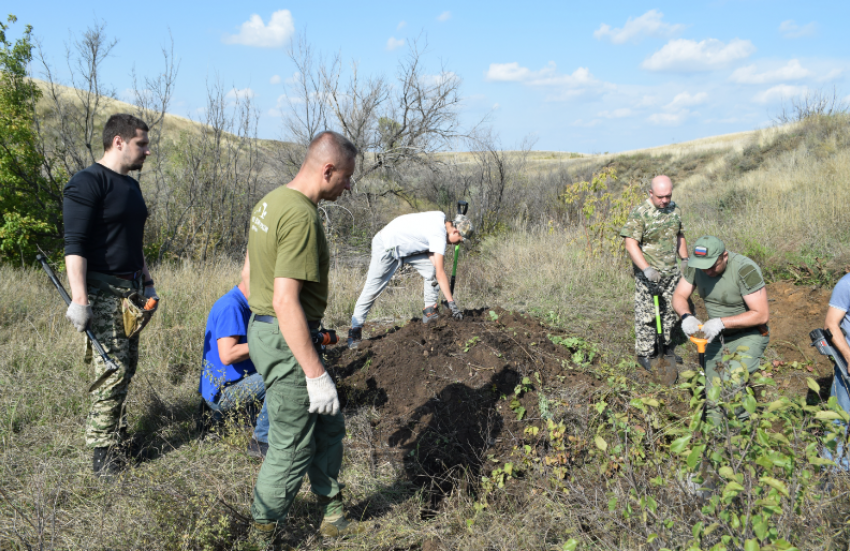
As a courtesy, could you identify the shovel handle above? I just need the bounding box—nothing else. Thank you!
[689,325,708,353]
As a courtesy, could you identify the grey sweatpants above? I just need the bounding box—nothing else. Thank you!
[350,233,440,328]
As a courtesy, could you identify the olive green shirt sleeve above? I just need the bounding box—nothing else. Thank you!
[274,213,322,283]
[736,258,765,296]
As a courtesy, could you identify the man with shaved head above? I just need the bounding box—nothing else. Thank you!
[620,175,689,374]
[246,131,362,545]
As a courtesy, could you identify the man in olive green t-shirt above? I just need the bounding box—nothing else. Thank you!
[672,235,770,424]
[246,131,362,545]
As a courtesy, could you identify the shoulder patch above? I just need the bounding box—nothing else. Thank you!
[739,264,763,289]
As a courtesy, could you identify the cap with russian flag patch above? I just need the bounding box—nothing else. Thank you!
[689,236,726,269]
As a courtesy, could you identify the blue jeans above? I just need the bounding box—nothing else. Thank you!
[822,364,850,471]
[205,372,269,443]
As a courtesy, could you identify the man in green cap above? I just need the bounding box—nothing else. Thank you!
[620,175,689,372]
[246,130,362,546]
[672,235,770,424]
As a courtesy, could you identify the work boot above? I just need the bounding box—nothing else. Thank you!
[248,521,282,550]
[347,327,362,349]
[92,447,121,478]
[663,344,683,364]
[636,356,653,372]
[422,304,440,325]
[317,493,364,537]
[247,437,268,460]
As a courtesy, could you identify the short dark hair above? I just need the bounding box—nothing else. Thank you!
[102,114,149,151]
[308,131,357,161]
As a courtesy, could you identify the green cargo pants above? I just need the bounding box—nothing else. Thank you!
[247,315,346,525]
[704,329,769,425]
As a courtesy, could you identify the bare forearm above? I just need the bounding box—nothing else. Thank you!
[64,255,88,305]
[720,310,768,330]
[624,238,649,271]
[220,343,250,365]
[677,233,688,259]
[275,300,325,378]
[673,293,692,317]
[436,270,454,303]
[826,320,850,367]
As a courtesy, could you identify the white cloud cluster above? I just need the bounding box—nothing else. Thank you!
[485,61,598,88]
[730,59,810,84]
[666,91,708,109]
[594,10,685,44]
[397,20,406,30]
[753,85,808,104]
[270,75,281,84]
[387,37,405,51]
[779,20,817,39]
[223,10,294,48]
[642,38,755,72]
[226,88,255,101]
[598,108,632,119]
[646,91,708,126]
[438,11,451,22]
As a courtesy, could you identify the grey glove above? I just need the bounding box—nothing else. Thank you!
[643,266,661,283]
[702,318,725,343]
[680,258,689,274]
[305,372,340,415]
[144,286,159,301]
[681,315,703,336]
[66,302,93,332]
[447,301,463,320]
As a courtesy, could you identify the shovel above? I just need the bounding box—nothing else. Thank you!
[650,285,678,385]
[689,327,709,420]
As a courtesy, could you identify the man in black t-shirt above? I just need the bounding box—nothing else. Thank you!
[63,114,158,477]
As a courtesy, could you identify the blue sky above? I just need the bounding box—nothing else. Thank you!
[12,1,850,152]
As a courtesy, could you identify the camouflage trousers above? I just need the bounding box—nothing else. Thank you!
[84,286,139,448]
[634,272,681,357]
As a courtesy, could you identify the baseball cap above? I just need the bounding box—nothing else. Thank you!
[453,214,474,240]
[689,235,726,269]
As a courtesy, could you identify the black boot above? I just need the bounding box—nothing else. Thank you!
[92,447,121,478]
[663,344,683,364]
[347,327,362,349]
[422,304,440,324]
[636,356,653,372]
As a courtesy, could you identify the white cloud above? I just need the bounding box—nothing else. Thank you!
[647,110,691,125]
[438,11,451,22]
[666,91,708,109]
[594,10,685,44]
[598,108,632,118]
[779,20,817,39]
[226,87,255,101]
[729,59,810,84]
[819,69,843,82]
[223,10,295,48]
[492,103,500,110]
[386,37,405,51]
[397,20,406,30]
[642,38,755,72]
[485,61,598,87]
[422,71,458,86]
[572,119,602,128]
[270,75,281,84]
[753,84,808,104]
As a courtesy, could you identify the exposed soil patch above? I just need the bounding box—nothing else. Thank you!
[327,308,603,499]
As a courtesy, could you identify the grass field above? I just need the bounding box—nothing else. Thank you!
[3,113,850,550]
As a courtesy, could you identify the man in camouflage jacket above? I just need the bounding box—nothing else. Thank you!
[619,175,689,372]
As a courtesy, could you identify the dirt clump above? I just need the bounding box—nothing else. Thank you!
[328,308,601,497]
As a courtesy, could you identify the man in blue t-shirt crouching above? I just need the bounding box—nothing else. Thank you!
[199,255,269,458]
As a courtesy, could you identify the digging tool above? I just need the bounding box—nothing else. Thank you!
[648,285,678,384]
[449,200,468,296]
[36,254,120,392]
[689,326,709,420]
[811,328,850,388]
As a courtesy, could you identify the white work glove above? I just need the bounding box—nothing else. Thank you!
[447,301,463,320]
[66,302,93,332]
[681,315,703,336]
[702,318,725,343]
[643,267,661,283]
[305,372,340,415]
[144,286,159,301]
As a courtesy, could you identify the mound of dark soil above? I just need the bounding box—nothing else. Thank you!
[327,308,602,495]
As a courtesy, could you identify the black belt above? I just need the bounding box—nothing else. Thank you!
[254,315,321,330]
